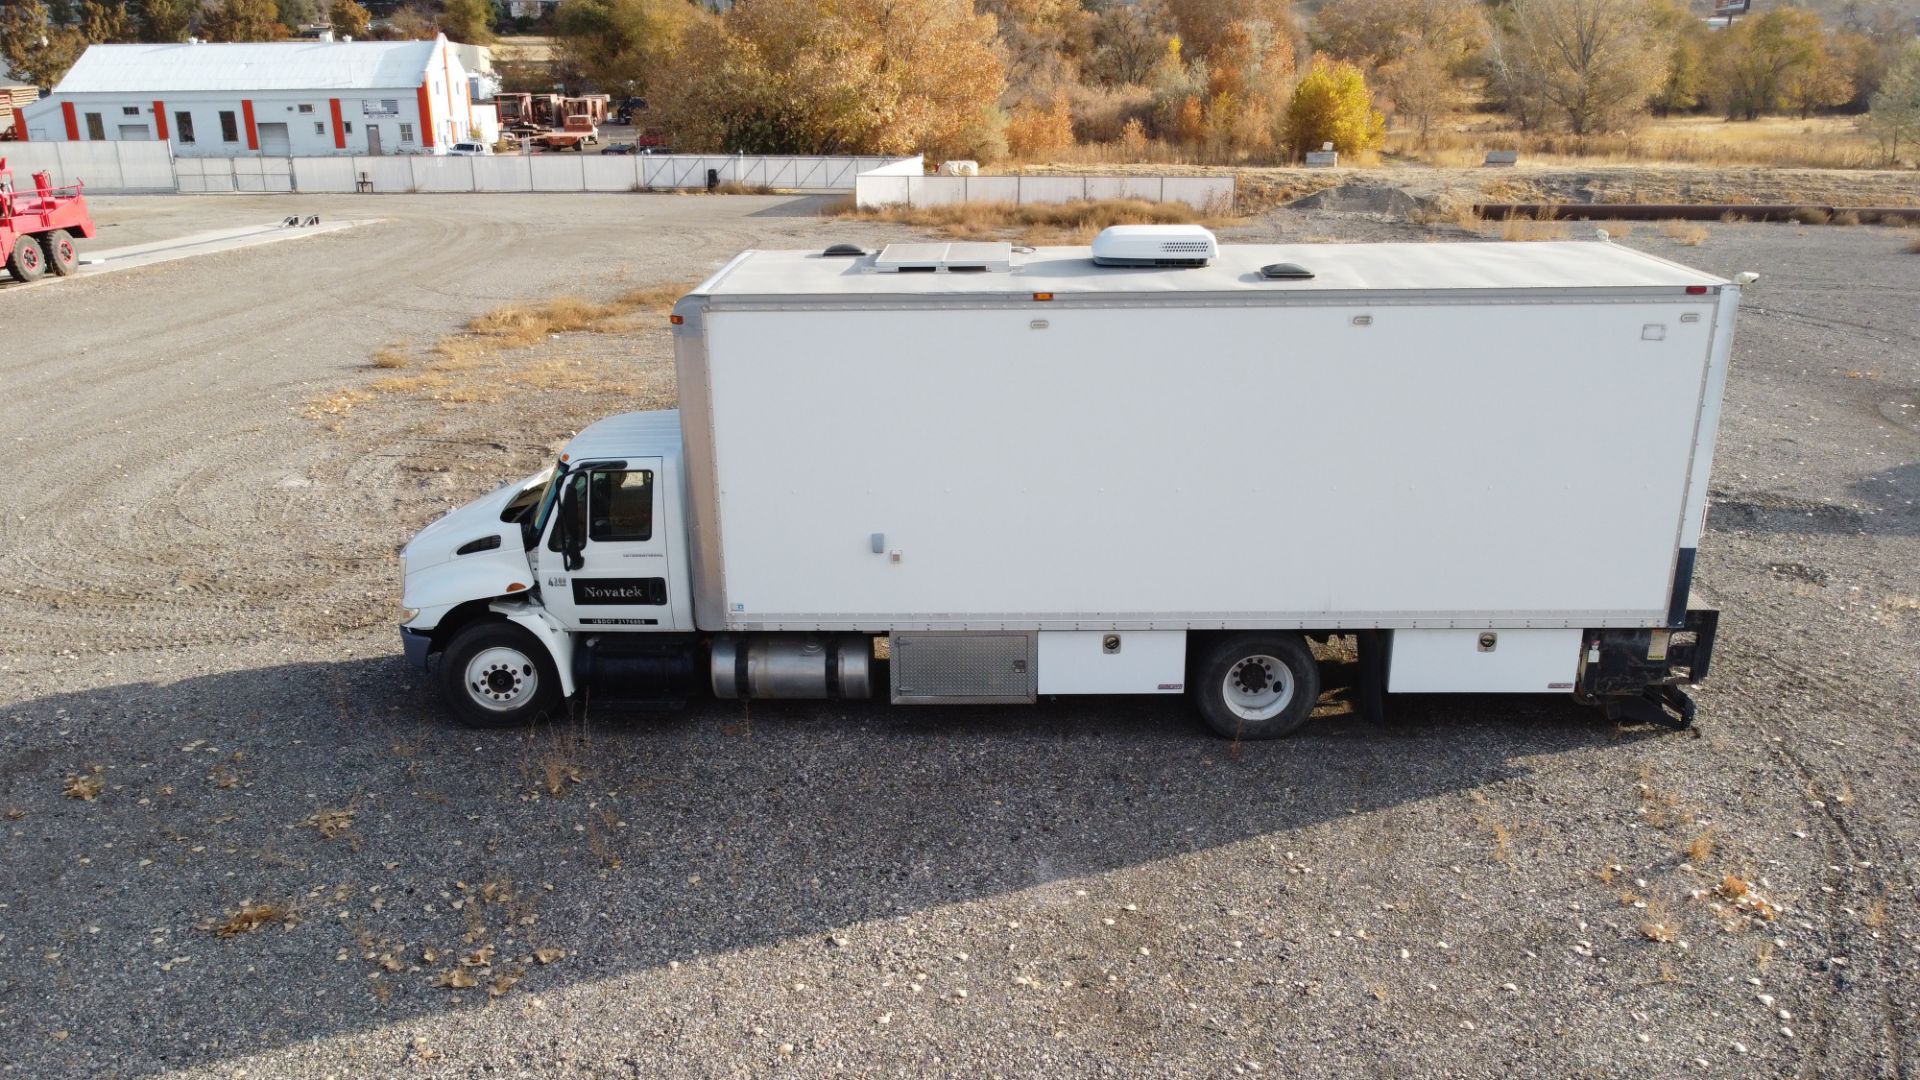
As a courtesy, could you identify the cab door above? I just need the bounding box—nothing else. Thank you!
[536,459,676,631]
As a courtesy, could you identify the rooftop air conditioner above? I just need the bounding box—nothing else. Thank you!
[1090,224,1218,268]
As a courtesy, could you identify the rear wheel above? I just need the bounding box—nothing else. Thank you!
[1193,633,1321,740]
[7,238,46,282]
[41,229,78,276]
[437,619,563,729]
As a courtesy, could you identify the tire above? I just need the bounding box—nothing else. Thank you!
[7,237,47,283]
[41,229,78,276]
[436,619,564,729]
[1192,632,1322,740]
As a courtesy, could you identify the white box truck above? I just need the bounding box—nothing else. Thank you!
[398,227,1738,738]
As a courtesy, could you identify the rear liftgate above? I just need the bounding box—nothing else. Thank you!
[1577,609,1720,728]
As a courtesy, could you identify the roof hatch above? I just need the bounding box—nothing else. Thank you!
[872,241,1013,273]
[1091,224,1218,268]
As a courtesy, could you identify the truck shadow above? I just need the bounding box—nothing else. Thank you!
[0,657,1659,1076]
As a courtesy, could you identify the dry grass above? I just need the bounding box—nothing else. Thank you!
[370,345,410,370]
[709,181,778,195]
[1661,221,1710,246]
[838,197,1232,243]
[1639,904,1679,944]
[62,767,105,801]
[1907,235,1920,255]
[1384,114,1881,171]
[1683,827,1716,865]
[304,804,356,841]
[1494,217,1568,241]
[1864,893,1889,930]
[1788,206,1832,225]
[214,900,291,937]
[306,280,698,419]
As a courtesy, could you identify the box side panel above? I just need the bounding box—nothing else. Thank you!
[703,300,1714,629]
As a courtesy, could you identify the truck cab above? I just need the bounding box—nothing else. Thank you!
[400,411,699,725]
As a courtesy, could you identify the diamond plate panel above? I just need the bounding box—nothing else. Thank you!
[890,632,1036,704]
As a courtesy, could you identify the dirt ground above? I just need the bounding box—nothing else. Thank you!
[0,192,1916,1080]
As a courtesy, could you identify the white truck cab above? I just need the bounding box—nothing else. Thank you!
[400,229,1735,737]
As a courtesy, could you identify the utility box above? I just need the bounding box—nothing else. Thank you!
[673,237,1735,639]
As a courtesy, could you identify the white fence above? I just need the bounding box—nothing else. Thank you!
[856,172,1235,212]
[9,141,919,196]
[0,141,177,193]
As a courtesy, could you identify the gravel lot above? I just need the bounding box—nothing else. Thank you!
[0,193,1915,1080]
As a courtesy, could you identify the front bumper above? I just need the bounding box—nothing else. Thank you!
[401,625,433,671]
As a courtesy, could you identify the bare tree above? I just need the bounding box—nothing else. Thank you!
[1502,0,1662,135]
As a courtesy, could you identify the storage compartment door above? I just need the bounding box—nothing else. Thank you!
[1387,628,1582,693]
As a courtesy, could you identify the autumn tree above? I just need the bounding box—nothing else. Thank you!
[650,0,1006,158]
[1281,56,1383,157]
[1498,0,1662,134]
[1704,8,1845,120]
[1163,0,1291,64]
[1312,0,1483,68]
[1,0,85,86]
[552,0,692,98]
[203,0,292,40]
[381,3,440,39]
[1005,92,1074,156]
[80,0,130,42]
[440,0,497,44]
[330,0,371,38]
[1086,0,1170,86]
[276,0,323,32]
[142,0,200,41]
[1866,39,1920,164]
[1646,0,1707,115]
[979,0,1088,100]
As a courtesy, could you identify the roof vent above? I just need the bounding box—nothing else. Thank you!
[1091,224,1218,268]
[1260,262,1314,280]
[872,241,1013,273]
[822,243,868,257]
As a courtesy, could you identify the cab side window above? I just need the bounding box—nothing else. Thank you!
[590,470,654,542]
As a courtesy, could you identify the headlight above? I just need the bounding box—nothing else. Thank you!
[402,607,421,624]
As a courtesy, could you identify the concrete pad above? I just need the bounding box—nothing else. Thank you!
[77,219,371,273]
[2,219,371,289]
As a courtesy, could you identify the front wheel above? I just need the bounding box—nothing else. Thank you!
[1193,633,1322,740]
[437,619,563,729]
[7,238,46,283]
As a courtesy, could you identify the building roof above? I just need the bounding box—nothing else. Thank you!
[699,240,1728,301]
[51,39,444,95]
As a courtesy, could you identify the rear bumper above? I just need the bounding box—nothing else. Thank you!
[400,625,433,671]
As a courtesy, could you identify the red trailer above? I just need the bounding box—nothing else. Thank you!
[1,157,95,282]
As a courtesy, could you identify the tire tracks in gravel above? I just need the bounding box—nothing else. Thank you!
[1700,596,1917,1080]
[0,194,887,663]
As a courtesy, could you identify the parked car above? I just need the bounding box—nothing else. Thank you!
[446,141,493,156]
[637,146,674,155]
[600,141,638,155]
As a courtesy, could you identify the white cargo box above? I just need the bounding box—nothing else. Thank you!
[671,240,1735,635]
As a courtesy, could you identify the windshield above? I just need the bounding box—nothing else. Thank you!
[506,465,562,549]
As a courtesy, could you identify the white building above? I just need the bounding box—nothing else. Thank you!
[15,37,479,156]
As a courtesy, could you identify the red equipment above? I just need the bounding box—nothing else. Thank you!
[1,157,96,283]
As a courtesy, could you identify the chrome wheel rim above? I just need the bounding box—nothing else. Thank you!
[466,646,537,712]
[1223,654,1294,721]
